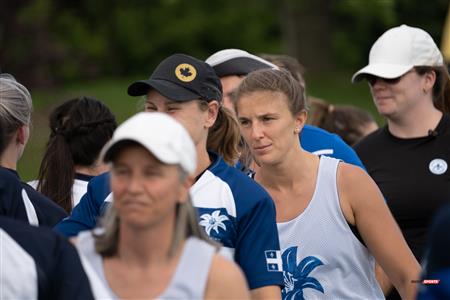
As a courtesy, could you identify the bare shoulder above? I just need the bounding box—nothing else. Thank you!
[336,162,385,223]
[205,254,250,300]
[337,162,380,197]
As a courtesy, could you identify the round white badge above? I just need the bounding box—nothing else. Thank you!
[429,158,448,175]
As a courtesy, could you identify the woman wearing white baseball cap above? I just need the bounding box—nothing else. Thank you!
[75,112,250,299]
[353,24,450,299]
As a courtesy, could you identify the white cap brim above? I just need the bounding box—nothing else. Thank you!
[351,63,413,83]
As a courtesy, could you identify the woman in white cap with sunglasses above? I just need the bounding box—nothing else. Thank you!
[75,112,249,299]
[234,68,419,300]
[352,24,450,299]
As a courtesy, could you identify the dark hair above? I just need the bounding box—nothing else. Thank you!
[309,98,377,146]
[233,68,307,116]
[37,97,117,213]
[415,65,450,114]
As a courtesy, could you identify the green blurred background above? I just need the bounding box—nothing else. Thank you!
[1,0,448,180]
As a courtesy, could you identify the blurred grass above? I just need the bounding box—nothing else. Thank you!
[19,71,384,181]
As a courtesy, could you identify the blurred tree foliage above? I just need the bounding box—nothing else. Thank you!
[0,0,448,87]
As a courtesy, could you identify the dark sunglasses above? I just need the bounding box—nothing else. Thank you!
[365,70,414,86]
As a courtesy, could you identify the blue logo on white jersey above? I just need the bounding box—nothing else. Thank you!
[265,250,283,272]
[199,209,229,235]
[282,246,324,300]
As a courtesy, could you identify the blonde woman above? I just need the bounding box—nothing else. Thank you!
[76,112,249,299]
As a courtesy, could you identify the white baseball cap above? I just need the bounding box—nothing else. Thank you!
[101,112,197,175]
[352,24,444,83]
[206,49,279,77]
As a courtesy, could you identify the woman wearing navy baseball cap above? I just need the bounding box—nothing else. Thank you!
[57,54,284,299]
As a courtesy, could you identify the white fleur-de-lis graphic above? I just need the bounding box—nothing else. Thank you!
[199,210,229,235]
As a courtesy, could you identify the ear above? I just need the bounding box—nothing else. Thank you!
[294,110,308,134]
[16,125,28,145]
[177,175,194,204]
[204,100,220,129]
[423,70,436,93]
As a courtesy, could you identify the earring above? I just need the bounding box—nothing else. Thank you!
[423,88,428,94]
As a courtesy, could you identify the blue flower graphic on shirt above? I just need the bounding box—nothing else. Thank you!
[199,210,229,235]
[281,246,324,300]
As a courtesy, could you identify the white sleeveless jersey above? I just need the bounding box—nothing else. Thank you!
[76,231,215,299]
[29,175,90,208]
[277,156,384,300]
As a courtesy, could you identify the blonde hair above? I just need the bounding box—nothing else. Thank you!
[0,76,32,154]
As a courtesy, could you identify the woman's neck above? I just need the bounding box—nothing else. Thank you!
[75,163,109,177]
[0,146,19,170]
[116,223,176,266]
[256,148,316,190]
[195,143,212,179]
[388,103,443,138]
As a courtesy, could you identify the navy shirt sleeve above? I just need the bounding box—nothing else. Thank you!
[232,176,284,289]
[54,173,111,237]
[0,216,95,300]
[51,232,96,300]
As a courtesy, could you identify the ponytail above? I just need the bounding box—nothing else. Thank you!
[206,106,240,165]
[37,133,75,213]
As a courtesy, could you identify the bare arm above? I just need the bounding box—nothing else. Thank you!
[337,163,421,300]
[205,254,251,300]
[250,286,282,300]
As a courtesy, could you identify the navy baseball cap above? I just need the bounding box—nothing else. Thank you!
[128,54,222,102]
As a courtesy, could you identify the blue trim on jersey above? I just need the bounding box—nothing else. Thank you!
[300,125,365,169]
[54,172,110,236]
[54,153,283,289]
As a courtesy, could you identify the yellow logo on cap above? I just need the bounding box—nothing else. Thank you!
[175,63,197,82]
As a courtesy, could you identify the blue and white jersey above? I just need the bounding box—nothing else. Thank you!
[55,152,283,290]
[0,216,94,300]
[301,125,364,168]
[0,167,67,227]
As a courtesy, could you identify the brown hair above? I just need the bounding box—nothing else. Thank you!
[198,101,240,165]
[308,98,377,146]
[415,65,450,114]
[233,68,307,117]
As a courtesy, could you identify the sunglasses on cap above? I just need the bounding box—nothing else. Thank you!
[365,70,414,86]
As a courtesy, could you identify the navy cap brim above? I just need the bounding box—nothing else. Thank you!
[127,79,200,101]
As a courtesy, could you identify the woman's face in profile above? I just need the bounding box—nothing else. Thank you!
[110,144,188,229]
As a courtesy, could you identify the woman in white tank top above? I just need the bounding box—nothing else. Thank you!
[75,113,249,299]
[233,69,420,299]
